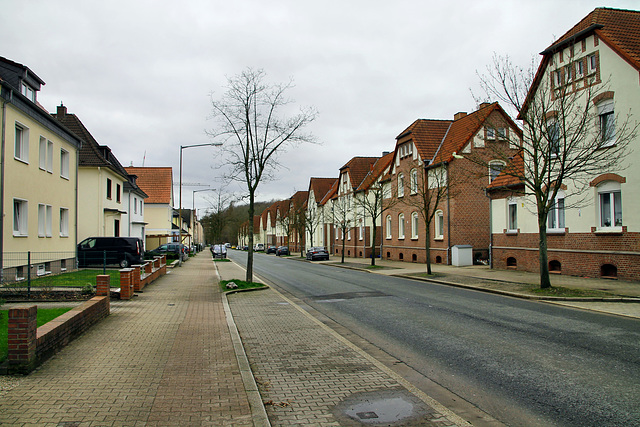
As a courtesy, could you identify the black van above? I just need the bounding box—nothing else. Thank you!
[77,237,144,268]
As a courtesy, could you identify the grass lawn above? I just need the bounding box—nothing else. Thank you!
[0,307,73,363]
[8,269,120,288]
[220,279,266,292]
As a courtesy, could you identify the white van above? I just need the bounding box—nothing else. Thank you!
[254,243,265,251]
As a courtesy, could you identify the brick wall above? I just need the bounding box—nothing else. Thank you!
[492,230,640,280]
[8,297,110,374]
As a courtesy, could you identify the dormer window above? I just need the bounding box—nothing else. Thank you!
[20,82,36,102]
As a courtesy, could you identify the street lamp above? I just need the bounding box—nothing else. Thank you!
[179,143,222,266]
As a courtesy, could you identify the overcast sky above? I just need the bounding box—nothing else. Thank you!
[3,0,637,214]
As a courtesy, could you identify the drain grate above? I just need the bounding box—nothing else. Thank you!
[357,411,379,420]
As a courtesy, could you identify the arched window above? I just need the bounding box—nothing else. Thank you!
[435,210,444,239]
[398,213,405,239]
[598,181,622,229]
[489,160,506,182]
[411,212,419,239]
[398,173,405,197]
[385,215,392,239]
[410,169,418,194]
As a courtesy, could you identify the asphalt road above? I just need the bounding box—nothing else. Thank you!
[230,251,640,427]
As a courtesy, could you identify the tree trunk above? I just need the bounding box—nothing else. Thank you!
[341,229,346,263]
[370,225,376,266]
[425,226,432,275]
[538,222,551,289]
[246,193,255,283]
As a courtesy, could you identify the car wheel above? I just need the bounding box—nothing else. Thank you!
[119,258,130,268]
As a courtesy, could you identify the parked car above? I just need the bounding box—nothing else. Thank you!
[276,246,289,256]
[147,243,188,261]
[254,243,265,251]
[306,247,329,261]
[266,245,277,254]
[78,237,144,268]
[211,244,227,259]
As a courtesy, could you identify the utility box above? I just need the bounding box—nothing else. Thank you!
[452,245,473,267]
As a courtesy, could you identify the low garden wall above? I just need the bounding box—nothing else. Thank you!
[6,255,167,374]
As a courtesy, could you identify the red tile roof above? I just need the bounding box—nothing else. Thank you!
[487,151,525,189]
[522,8,640,118]
[308,177,337,204]
[396,119,452,162]
[319,178,339,206]
[434,103,522,164]
[546,7,640,70]
[340,157,380,190]
[356,152,394,192]
[125,167,173,204]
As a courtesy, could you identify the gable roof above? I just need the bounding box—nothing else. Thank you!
[340,157,380,190]
[433,102,522,165]
[543,7,640,69]
[487,151,525,190]
[290,190,309,211]
[308,177,337,204]
[522,7,640,117]
[53,105,129,178]
[319,178,339,206]
[125,167,173,205]
[356,151,394,192]
[396,119,452,162]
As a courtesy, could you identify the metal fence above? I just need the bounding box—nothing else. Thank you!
[1,251,78,298]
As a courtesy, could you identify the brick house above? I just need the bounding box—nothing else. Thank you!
[489,8,640,280]
[329,156,383,259]
[288,190,308,253]
[383,103,521,265]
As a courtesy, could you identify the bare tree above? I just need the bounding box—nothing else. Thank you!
[355,182,395,266]
[474,53,637,288]
[303,203,323,251]
[397,162,457,275]
[331,195,352,264]
[207,68,317,282]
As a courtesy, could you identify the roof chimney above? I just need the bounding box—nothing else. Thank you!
[56,103,67,118]
[454,112,467,120]
[479,102,492,109]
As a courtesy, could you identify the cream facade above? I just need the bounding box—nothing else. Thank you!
[1,57,81,281]
[490,8,640,280]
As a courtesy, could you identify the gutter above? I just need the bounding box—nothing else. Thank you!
[0,89,10,283]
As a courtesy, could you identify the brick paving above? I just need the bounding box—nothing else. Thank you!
[224,274,469,426]
[0,254,254,426]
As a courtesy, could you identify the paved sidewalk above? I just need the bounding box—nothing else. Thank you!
[0,254,255,426]
[217,260,471,426]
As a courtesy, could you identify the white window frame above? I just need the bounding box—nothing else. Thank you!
[411,212,419,239]
[497,127,507,140]
[598,100,615,147]
[14,122,29,163]
[398,173,405,198]
[435,210,444,240]
[508,200,518,232]
[385,215,392,239]
[548,191,566,231]
[13,199,28,236]
[38,204,53,237]
[489,160,506,183]
[398,213,405,239]
[576,59,585,78]
[21,82,35,102]
[410,169,418,194]
[60,207,69,237]
[597,181,622,230]
[60,149,70,179]
[487,127,496,141]
[547,120,560,157]
[39,136,47,170]
[588,54,597,73]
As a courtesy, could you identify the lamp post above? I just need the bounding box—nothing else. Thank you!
[179,143,222,266]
